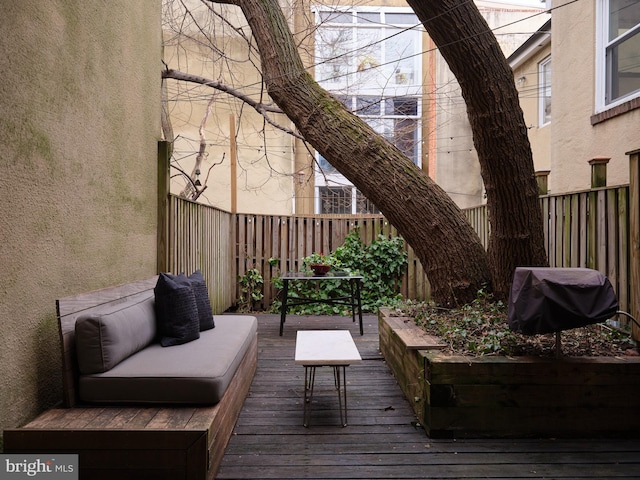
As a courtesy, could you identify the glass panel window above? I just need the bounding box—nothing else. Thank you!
[385,28,418,85]
[335,95,351,109]
[357,12,380,24]
[317,154,338,174]
[356,190,380,214]
[316,9,420,89]
[603,0,640,104]
[314,8,422,213]
[319,187,352,214]
[539,57,552,125]
[316,27,353,84]
[354,27,383,89]
[609,0,640,39]
[356,96,383,115]
[394,117,418,162]
[390,97,418,116]
[319,11,352,23]
[391,98,419,163]
[608,28,640,100]
[385,13,420,25]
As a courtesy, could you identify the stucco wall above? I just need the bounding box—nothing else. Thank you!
[432,4,550,209]
[163,2,295,215]
[513,44,552,177]
[551,0,640,193]
[0,1,161,446]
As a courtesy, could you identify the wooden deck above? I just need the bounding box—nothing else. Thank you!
[217,314,640,479]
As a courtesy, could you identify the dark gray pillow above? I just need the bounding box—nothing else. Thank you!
[154,273,200,347]
[188,270,215,331]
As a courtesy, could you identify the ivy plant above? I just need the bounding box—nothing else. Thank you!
[237,268,264,312]
[271,228,407,314]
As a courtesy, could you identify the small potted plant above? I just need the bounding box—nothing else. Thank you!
[307,252,332,276]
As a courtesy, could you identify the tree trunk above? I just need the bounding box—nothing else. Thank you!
[406,0,549,298]
[224,0,490,305]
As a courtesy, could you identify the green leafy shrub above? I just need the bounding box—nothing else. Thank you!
[271,228,407,314]
[237,268,264,312]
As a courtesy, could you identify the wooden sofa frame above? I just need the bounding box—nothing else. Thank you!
[4,277,258,480]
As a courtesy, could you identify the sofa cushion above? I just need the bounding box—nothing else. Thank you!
[154,273,200,347]
[187,270,215,331]
[75,295,156,374]
[78,315,257,404]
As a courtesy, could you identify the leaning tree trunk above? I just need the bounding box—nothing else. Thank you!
[407,0,549,299]
[221,0,491,305]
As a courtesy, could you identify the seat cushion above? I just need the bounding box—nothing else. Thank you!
[75,294,156,374]
[78,315,257,404]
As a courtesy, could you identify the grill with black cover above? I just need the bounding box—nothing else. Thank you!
[507,267,619,336]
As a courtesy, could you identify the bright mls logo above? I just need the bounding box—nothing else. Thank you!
[0,455,78,479]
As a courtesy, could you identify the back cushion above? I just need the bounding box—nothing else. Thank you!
[75,295,157,374]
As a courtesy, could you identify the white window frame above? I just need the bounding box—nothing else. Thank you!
[313,94,422,188]
[315,185,353,214]
[538,56,552,126]
[596,0,640,112]
[313,7,422,94]
[314,185,380,215]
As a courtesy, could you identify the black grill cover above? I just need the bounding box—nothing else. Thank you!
[507,267,619,335]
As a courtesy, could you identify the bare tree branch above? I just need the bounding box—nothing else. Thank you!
[180,94,216,198]
[162,68,306,140]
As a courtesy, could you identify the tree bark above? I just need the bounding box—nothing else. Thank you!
[406,0,549,298]
[223,0,490,305]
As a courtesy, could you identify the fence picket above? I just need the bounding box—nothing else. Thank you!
[165,184,632,326]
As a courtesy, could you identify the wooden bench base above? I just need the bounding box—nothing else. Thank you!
[4,336,257,480]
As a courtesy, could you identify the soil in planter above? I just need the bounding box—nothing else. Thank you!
[393,292,638,357]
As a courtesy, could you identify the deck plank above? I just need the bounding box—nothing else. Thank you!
[217,314,640,479]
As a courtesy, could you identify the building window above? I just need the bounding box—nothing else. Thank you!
[313,7,422,214]
[599,0,640,109]
[317,154,338,174]
[317,186,380,214]
[356,190,380,214]
[318,186,352,214]
[539,57,552,125]
[315,9,421,90]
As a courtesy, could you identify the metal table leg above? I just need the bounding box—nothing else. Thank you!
[279,279,289,336]
[303,366,316,427]
[303,365,349,427]
[334,365,348,427]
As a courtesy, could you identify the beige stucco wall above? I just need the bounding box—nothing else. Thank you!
[0,1,161,445]
[551,0,639,193]
[513,43,552,177]
[163,2,295,215]
[432,3,550,209]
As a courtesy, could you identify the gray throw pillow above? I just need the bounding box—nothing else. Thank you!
[154,273,200,347]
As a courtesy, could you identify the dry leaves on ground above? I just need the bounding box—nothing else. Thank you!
[393,294,638,357]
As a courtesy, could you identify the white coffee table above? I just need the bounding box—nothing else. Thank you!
[294,330,362,427]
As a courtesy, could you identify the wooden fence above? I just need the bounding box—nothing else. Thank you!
[164,195,235,314]
[233,214,430,309]
[463,185,633,319]
[165,183,635,325]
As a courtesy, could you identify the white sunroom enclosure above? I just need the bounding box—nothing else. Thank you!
[313,8,423,214]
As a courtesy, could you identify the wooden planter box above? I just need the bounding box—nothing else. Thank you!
[379,308,640,438]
